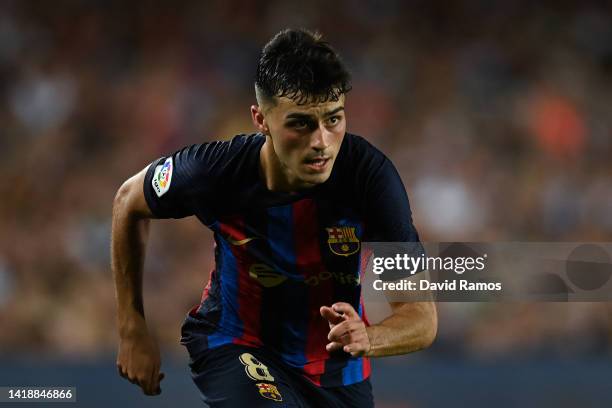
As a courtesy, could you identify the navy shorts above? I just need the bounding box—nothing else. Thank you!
[188,344,374,408]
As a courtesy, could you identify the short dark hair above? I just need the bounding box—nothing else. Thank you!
[255,28,351,106]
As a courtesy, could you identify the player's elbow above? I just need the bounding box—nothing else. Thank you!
[113,172,150,219]
[113,179,135,215]
[420,310,437,350]
[392,301,438,351]
[409,302,438,351]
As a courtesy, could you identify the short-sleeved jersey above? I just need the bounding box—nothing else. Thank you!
[143,132,420,388]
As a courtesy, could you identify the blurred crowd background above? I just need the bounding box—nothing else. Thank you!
[1,0,612,403]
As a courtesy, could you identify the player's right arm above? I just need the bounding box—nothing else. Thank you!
[111,167,164,396]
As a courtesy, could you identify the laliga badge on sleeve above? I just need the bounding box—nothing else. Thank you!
[152,157,173,197]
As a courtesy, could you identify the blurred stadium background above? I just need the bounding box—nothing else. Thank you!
[1,0,612,406]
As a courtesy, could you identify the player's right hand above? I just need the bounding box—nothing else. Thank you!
[117,326,165,395]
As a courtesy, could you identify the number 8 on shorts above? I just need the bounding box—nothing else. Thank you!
[239,353,275,382]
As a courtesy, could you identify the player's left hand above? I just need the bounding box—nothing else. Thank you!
[320,302,371,357]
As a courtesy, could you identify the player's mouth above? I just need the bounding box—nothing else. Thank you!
[303,156,330,172]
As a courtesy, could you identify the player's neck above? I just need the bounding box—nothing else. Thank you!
[259,138,313,193]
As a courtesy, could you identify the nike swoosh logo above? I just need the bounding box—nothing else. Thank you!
[227,237,260,246]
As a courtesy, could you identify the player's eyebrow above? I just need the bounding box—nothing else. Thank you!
[323,106,345,117]
[285,106,344,120]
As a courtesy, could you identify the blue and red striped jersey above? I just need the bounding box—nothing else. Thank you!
[143,132,420,387]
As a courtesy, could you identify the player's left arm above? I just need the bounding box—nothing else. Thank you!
[321,296,436,357]
[368,298,437,357]
[322,145,437,357]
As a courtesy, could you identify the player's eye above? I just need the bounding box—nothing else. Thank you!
[326,116,341,126]
[287,120,312,130]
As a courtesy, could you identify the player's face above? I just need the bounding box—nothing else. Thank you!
[261,95,346,189]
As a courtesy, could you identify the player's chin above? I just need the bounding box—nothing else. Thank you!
[299,167,332,185]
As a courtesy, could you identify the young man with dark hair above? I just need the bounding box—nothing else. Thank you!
[112,28,437,407]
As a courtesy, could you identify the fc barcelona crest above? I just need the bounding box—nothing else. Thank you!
[255,383,283,402]
[326,226,360,256]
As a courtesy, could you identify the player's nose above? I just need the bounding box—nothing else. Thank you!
[310,124,330,151]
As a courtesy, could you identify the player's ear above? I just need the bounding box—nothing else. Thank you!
[250,105,269,135]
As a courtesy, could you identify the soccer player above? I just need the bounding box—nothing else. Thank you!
[112,28,437,407]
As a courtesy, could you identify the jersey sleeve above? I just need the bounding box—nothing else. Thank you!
[363,157,420,243]
[143,143,221,221]
[358,143,425,280]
